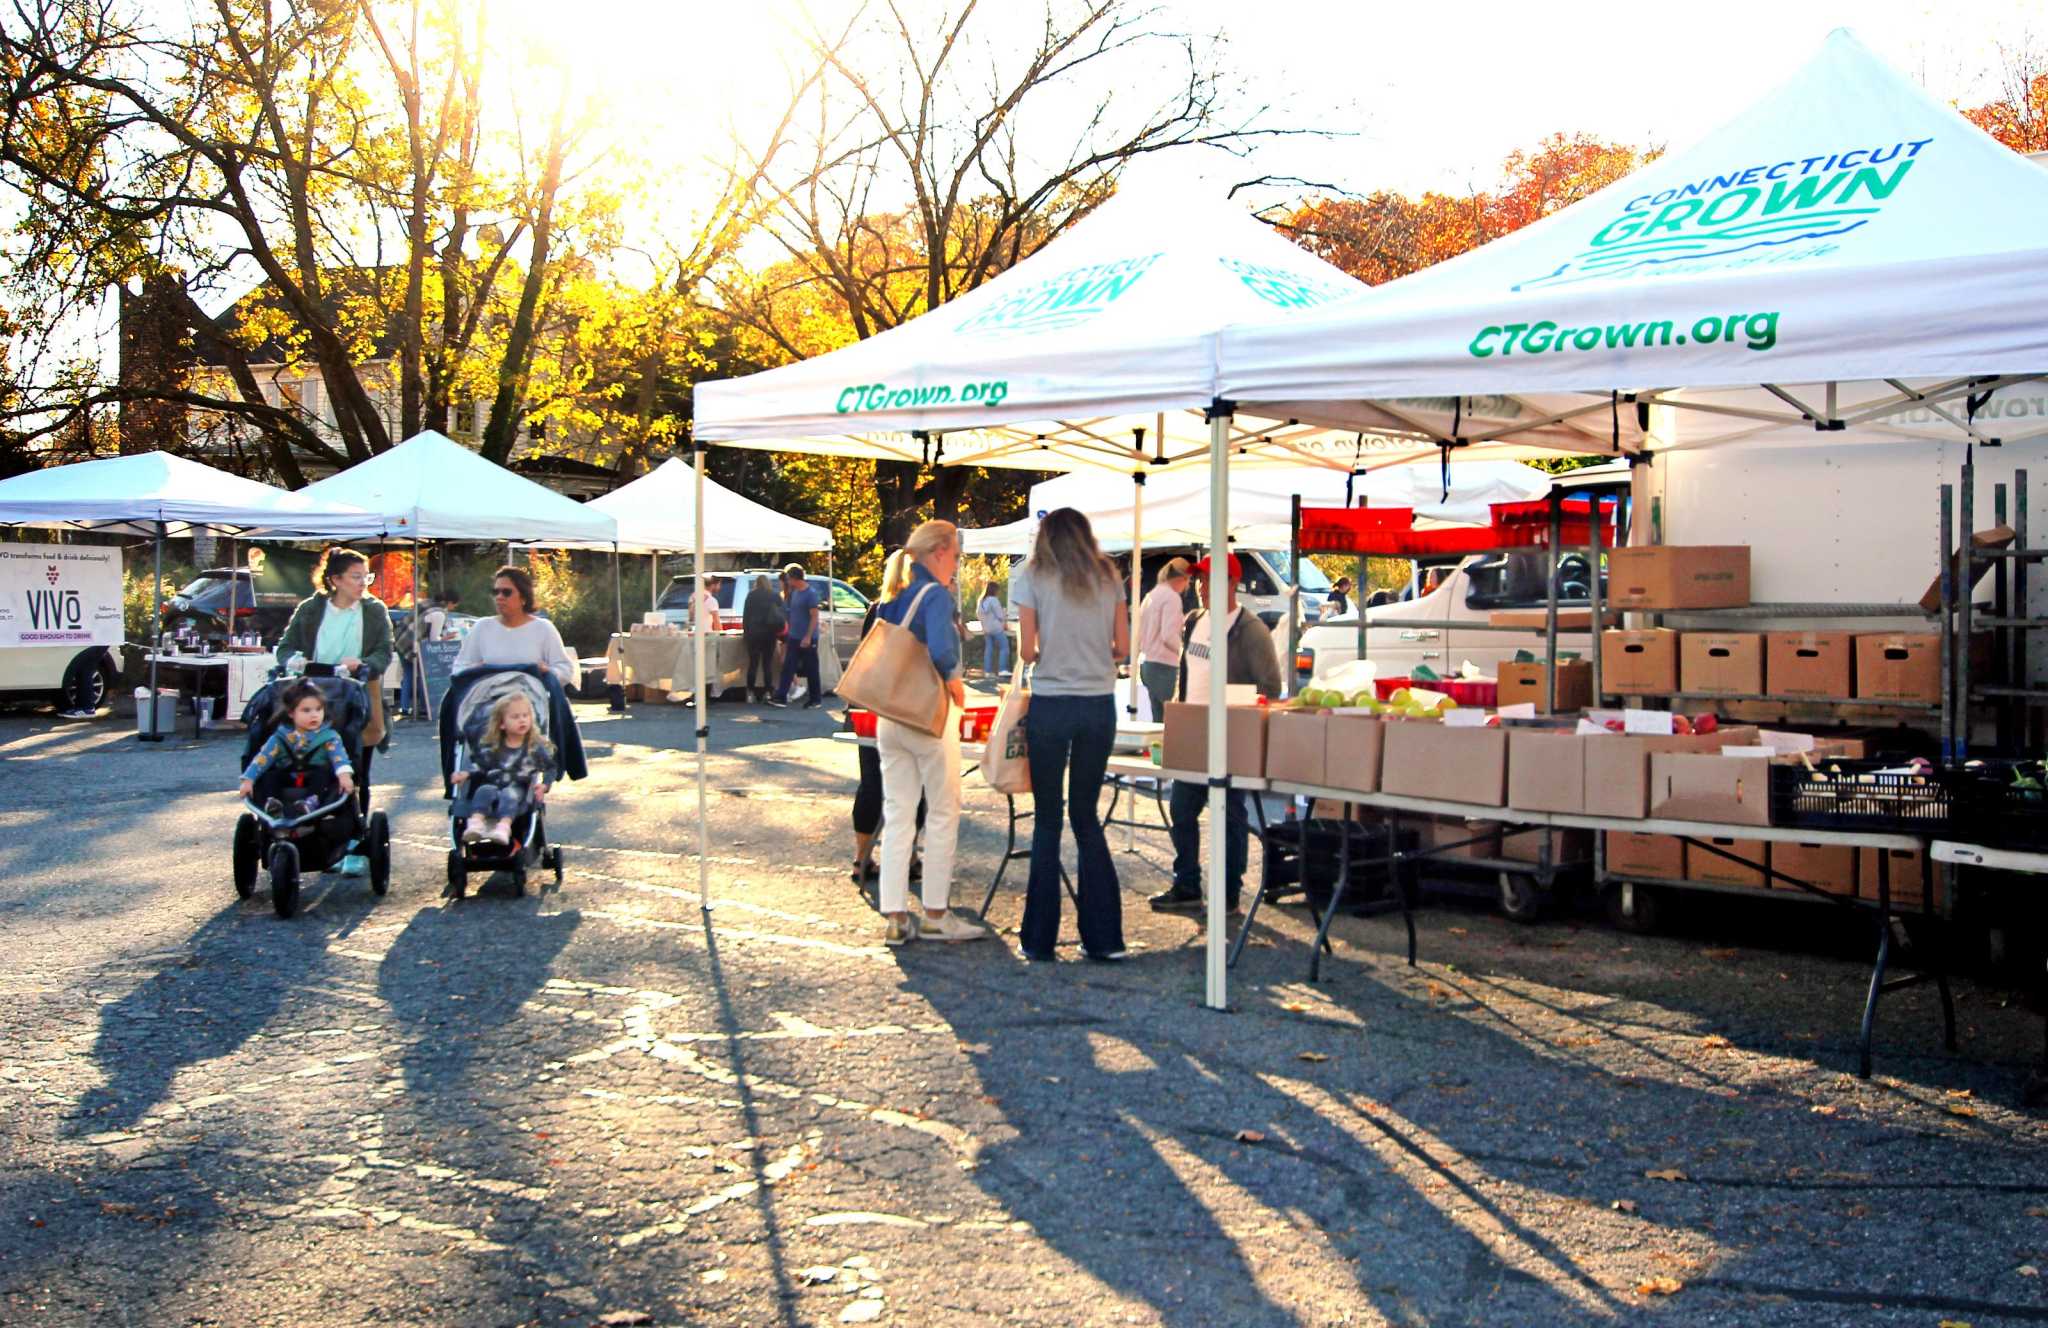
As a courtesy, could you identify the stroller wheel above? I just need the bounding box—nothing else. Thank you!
[269,842,301,919]
[444,849,467,901]
[233,814,260,900]
[366,813,391,897]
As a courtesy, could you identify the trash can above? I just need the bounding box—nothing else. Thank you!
[134,688,178,737]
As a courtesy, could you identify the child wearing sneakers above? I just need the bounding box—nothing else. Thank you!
[240,681,355,818]
[453,692,553,845]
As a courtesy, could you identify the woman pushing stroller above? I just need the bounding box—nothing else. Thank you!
[453,692,554,846]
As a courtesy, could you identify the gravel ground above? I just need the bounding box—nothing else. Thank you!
[3,696,2047,1327]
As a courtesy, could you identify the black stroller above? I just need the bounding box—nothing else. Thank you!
[438,666,576,899]
[232,666,393,919]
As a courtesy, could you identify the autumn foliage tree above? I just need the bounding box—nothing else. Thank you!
[1276,133,1657,286]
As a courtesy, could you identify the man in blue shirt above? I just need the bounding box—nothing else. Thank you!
[770,564,824,709]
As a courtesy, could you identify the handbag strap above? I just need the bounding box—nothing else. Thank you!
[895,580,940,642]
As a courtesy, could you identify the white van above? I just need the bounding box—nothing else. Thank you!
[655,570,872,666]
[0,643,121,714]
[1296,465,1626,686]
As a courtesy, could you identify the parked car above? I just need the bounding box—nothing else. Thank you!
[160,569,297,645]
[1296,467,1629,686]
[654,570,871,665]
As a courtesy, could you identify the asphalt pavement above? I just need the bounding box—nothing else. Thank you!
[2,693,2047,1327]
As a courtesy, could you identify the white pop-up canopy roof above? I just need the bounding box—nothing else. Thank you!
[963,459,1554,554]
[0,451,383,537]
[287,430,617,543]
[533,458,831,554]
[1220,29,2048,450]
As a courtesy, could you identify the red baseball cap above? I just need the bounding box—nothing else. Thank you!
[1189,552,1242,581]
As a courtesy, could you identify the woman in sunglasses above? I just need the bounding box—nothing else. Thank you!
[451,565,580,689]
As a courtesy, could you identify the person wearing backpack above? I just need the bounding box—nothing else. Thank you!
[1151,552,1282,917]
[874,520,987,947]
[742,573,787,704]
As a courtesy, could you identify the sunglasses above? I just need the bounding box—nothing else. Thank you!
[493,586,519,598]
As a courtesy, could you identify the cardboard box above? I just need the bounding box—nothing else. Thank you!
[1606,546,1751,610]
[1417,815,1500,860]
[1322,715,1385,794]
[1162,703,1270,779]
[1648,751,1773,826]
[1857,848,1940,911]
[1380,721,1507,806]
[1605,831,1684,879]
[1581,727,1760,819]
[1507,730,1586,814]
[1263,710,1329,786]
[1686,836,1768,887]
[1680,632,1765,697]
[1603,629,1680,695]
[1771,842,1857,895]
[1854,634,1940,704]
[1502,826,1592,865]
[1766,632,1854,700]
[1497,659,1593,713]
[1920,525,2016,613]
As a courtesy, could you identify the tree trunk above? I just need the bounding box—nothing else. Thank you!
[480,104,569,465]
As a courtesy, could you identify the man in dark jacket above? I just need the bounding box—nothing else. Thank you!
[1152,552,1282,915]
[742,574,788,704]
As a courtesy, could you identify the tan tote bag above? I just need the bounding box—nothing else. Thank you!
[837,582,950,737]
[980,684,1031,795]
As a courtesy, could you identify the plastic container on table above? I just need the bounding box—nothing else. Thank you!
[960,705,999,743]
[1373,676,1499,708]
[848,708,879,739]
[1769,759,1953,833]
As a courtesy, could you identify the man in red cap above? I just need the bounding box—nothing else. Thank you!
[1152,549,1282,916]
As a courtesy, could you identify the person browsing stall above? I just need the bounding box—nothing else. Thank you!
[276,547,392,863]
[1151,552,1282,917]
[770,564,824,709]
[874,520,987,947]
[453,565,579,689]
[742,574,786,704]
[976,582,1009,678]
[1137,556,1191,723]
[1012,508,1129,963]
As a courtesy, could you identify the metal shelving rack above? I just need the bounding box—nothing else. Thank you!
[1945,462,2042,760]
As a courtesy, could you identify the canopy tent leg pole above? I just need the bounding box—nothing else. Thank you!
[1204,408,1231,1011]
[415,538,431,725]
[1129,468,1144,720]
[694,448,711,913]
[142,520,165,742]
[1287,495,1300,700]
[650,554,658,613]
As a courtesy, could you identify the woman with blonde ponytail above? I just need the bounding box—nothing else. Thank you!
[873,522,987,947]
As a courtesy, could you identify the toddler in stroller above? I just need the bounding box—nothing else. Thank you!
[455,691,553,845]
[441,668,569,898]
[233,675,392,918]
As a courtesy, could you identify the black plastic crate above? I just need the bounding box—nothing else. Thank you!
[1946,762,2048,851]
[1768,760,1952,833]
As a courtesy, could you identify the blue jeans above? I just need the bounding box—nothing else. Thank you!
[1170,780,1248,907]
[983,631,1010,676]
[1021,693,1122,957]
[398,655,417,715]
[776,641,822,703]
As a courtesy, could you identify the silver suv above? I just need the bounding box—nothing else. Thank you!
[655,570,871,665]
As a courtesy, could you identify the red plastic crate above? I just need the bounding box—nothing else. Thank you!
[1373,677,1498,708]
[961,705,999,742]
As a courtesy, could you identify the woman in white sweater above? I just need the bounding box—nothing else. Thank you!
[453,565,580,688]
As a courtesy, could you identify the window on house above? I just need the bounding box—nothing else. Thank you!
[277,380,302,411]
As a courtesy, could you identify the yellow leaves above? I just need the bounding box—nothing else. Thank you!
[1810,1104,1839,1117]
[1643,1168,1688,1183]
[1610,1199,1638,1214]
[1234,1129,1266,1144]
[1634,1276,1683,1296]
[1697,1034,1733,1050]
[1947,1104,1979,1119]
[1296,1052,1329,1064]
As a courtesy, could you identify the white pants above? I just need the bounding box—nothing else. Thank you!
[877,712,961,914]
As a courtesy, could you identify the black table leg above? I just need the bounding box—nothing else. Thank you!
[1308,802,1353,983]
[1927,854,1957,1052]
[1395,811,1416,967]
[1858,847,1894,1080]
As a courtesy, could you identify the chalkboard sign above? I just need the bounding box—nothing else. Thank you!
[419,639,463,717]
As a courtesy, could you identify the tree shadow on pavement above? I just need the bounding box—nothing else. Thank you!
[66,886,380,1135]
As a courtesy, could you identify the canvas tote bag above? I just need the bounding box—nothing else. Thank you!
[837,582,950,737]
[980,684,1031,794]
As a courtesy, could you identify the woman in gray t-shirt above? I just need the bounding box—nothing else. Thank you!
[1012,508,1131,962]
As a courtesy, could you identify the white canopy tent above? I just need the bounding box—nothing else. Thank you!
[696,30,2048,1010]
[1219,30,2048,455]
[289,430,618,543]
[0,451,384,739]
[962,459,1556,554]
